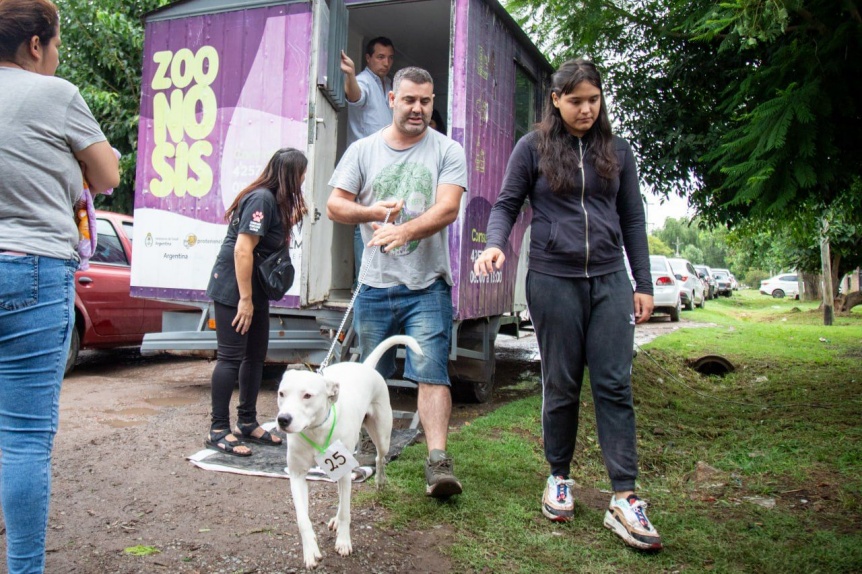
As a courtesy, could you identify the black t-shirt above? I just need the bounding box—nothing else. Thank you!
[206,188,286,307]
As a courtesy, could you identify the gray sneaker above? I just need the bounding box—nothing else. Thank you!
[424,449,462,498]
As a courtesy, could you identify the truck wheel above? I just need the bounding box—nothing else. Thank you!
[450,345,496,403]
[64,326,80,377]
[449,321,497,404]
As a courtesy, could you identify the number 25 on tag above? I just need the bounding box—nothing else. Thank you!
[314,440,358,481]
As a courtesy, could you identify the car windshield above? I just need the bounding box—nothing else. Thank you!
[714,272,728,279]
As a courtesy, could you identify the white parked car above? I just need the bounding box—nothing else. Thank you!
[667,257,706,310]
[760,273,800,299]
[649,255,681,322]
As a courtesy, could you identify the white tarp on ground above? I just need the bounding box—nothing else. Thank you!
[187,421,419,482]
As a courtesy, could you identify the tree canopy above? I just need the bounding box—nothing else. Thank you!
[57,0,170,212]
[507,0,862,310]
[508,0,861,217]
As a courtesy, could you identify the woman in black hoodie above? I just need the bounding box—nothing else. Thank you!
[473,59,661,551]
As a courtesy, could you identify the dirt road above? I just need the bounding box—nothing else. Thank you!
[0,318,696,573]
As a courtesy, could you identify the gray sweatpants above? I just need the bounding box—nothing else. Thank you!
[526,269,639,492]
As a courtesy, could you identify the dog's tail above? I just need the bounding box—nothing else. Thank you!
[362,335,423,370]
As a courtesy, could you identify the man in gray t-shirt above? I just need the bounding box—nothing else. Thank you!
[327,67,467,499]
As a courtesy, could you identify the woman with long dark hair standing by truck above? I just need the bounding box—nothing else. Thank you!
[204,148,308,456]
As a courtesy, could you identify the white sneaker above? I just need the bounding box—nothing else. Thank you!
[603,494,663,550]
[542,475,575,522]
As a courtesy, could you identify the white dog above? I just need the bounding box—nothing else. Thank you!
[277,335,422,569]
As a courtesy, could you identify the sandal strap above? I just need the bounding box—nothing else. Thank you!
[236,421,260,436]
[257,429,274,442]
[210,429,242,444]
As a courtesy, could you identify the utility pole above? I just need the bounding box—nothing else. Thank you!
[675,237,681,257]
[641,195,650,234]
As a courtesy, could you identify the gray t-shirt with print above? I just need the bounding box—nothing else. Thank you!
[328,128,467,290]
[0,68,108,260]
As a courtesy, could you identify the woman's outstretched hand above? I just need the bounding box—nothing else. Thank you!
[473,247,506,276]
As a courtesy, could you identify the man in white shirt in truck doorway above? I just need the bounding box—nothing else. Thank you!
[340,37,396,285]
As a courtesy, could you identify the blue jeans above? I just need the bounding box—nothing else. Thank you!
[0,255,76,574]
[354,278,452,385]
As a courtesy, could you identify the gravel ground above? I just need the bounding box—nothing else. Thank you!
[0,316,702,573]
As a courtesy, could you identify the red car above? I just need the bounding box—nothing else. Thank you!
[67,211,192,374]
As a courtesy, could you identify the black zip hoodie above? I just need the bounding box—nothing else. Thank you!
[485,130,653,295]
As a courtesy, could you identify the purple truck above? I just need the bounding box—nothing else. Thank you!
[132,0,552,401]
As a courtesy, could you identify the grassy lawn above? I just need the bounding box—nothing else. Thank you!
[366,289,862,573]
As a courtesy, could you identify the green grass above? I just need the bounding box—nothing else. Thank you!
[365,289,862,573]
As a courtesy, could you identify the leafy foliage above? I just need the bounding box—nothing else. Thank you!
[505,0,862,283]
[648,234,673,256]
[56,0,170,213]
[653,216,730,268]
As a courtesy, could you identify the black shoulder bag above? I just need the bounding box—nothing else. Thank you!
[255,244,294,300]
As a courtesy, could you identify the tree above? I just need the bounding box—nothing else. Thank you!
[56,0,170,213]
[724,182,862,310]
[681,244,703,265]
[648,235,673,256]
[652,216,730,268]
[506,0,862,315]
[656,217,697,256]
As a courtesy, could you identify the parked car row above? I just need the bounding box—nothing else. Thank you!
[667,258,706,310]
[648,255,711,322]
[694,265,716,300]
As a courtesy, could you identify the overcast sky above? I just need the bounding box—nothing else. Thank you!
[643,192,692,233]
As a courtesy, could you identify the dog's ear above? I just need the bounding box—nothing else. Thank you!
[324,377,340,403]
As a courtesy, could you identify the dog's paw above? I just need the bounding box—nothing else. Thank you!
[327,516,339,532]
[302,544,322,569]
[335,536,352,557]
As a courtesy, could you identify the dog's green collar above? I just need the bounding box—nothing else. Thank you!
[299,405,336,454]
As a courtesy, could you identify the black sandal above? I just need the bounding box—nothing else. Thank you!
[205,429,252,457]
[235,422,283,446]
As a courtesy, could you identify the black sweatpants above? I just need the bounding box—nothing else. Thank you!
[526,269,639,492]
[210,300,270,431]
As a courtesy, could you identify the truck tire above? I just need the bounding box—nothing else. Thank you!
[450,341,496,403]
[449,319,498,404]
